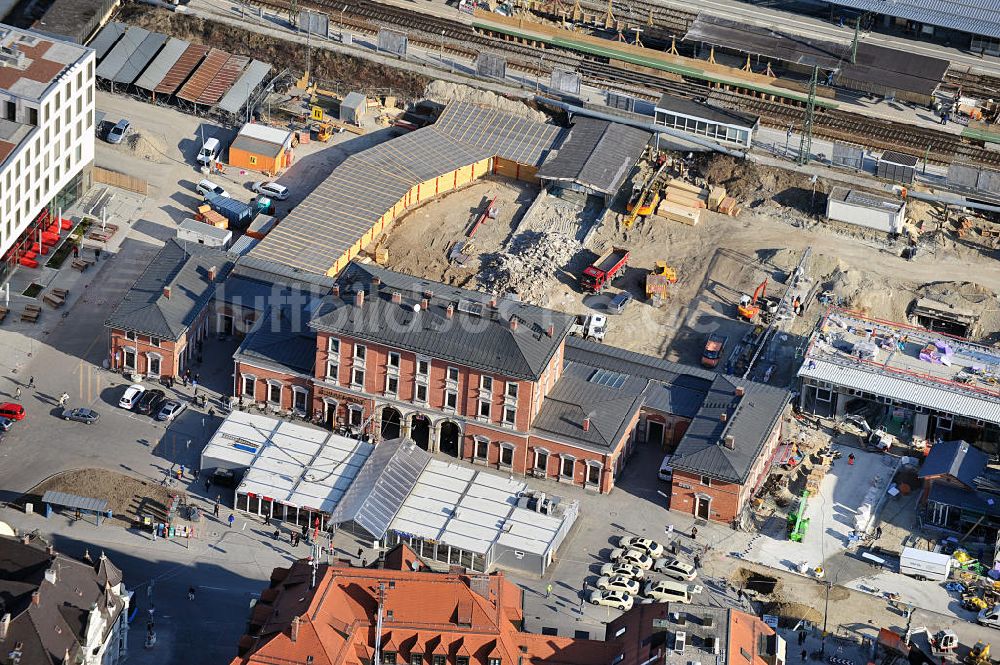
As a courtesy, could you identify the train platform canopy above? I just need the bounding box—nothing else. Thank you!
[656,93,759,129]
[217,59,271,115]
[684,15,949,100]
[819,0,1000,40]
[251,102,564,276]
[537,116,651,197]
[134,37,189,92]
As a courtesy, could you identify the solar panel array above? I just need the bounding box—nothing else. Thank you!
[589,368,628,389]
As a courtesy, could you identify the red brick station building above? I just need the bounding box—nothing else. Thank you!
[107,251,790,523]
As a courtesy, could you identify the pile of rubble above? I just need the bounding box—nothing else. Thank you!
[424,80,548,122]
[479,231,579,305]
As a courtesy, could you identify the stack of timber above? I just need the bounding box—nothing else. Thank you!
[655,179,743,226]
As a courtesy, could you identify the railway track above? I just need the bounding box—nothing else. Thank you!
[944,68,1000,101]
[249,0,1000,166]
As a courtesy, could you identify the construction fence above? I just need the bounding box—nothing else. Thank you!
[92,166,148,196]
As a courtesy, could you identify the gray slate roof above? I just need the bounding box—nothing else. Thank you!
[0,537,126,665]
[928,482,1000,517]
[670,375,791,483]
[821,0,1000,39]
[918,440,987,487]
[234,304,317,377]
[537,117,651,195]
[532,361,646,452]
[309,263,574,381]
[104,239,235,339]
[328,438,430,539]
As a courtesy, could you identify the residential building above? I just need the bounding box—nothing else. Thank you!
[0,25,95,281]
[231,262,790,503]
[918,439,1000,541]
[798,309,1000,454]
[231,545,616,665]
[0,535,129,665]
[607,602,785,665]
[105,239,235,379]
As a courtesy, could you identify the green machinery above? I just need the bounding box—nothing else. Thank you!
[787,490,810,542]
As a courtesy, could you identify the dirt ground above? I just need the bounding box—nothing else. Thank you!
[120,5,429,100]
[21,469,184,527]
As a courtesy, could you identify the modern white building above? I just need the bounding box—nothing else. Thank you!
[0,24,95,280]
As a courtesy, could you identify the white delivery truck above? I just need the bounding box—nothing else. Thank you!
[898,547,953,581]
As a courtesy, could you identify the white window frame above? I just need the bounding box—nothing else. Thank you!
[242,374,256,397]
[478,399,491,421]
[326,360,338,381]
[291,386,308,414]
[701,475,712,487]
[502,405,517,427]
[473,436,489,460]
[534,449,549,473]
[148,336,161,348]
[586,461,602,486]
[560,455,575,479]
[146,352,162,378]
[352,367,365,389]
[327,337,340,354]
[354,344,367,365]
[446,366,459,384]
[124,330,136,341]
[414,383,428,404]
[267,381,282,405]
[386,375,399,397]
[416,356,430,378]
[388,351,401,370]
[122,346,137,370]
[348,404,364,427]
[506,382,518,400]
[499,443,514,468]
[480,375,493,393]
[444,389,458,412]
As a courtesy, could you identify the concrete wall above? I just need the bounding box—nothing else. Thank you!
[827,197,905,234]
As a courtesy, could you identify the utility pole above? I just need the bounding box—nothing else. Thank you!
[797,66,818,166]
[289,0,298,27]
[851,17,860,64]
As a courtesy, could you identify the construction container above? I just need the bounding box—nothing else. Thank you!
[877,150,918,184]
[204,192,258,230]
[176,218,233,248]
[228,123,295,174]
[340,91,366,125]
[827,186,906,234]
[245,213,278,240]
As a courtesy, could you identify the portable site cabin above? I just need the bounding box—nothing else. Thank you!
[340,92,366,125]
[228,123,294,174]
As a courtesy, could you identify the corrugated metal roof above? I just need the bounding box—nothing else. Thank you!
[228,235,260,256]
[231,135,284,159]
[918,439,986,485]
[239,123,293,145]
[328,438,430,539]
[154,43,208,95]
[109,31,167,85]
[41,491,109,513]
[89,21,126,61]
[134,37,189,91]
[434,102,562,167]
[537,117,651,195]
[176,47,229,103]
[95,26,149,80]
[233,304,317,376]
[217,59,271,115]
[822,0,1000,39]
[799,357,1000,424]
[196,54,249,106]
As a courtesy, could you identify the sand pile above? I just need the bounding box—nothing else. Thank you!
[126,131,169,162]
[424,80,547,122]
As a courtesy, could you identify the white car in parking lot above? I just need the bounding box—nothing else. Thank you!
[588,589,634,611]
[118,384,145,409]
[617,536,665,558]
[642,580,703,604]
[599,562,645,580]
[595,575,641,596]
[652,556,698,581]
[251,181,290,200]
[610,547,654,570]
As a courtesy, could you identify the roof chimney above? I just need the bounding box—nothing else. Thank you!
[582,416,591,432]
[208,265,217,281]
[546,324,554,337]
[371,276,381,294]
[20,534,29,545]
[290,616,300,642]
[446,305,454,319]
[391,291,402,304]
[354,290,365,308]
[0,613,10,639]
[44,568,56,585]
[421,297,429,311]
[720,412,727,423]
[332,283,340,298]
[509,317,518,331]
[490,297,498,308]
[31,591,40,606]
[735,386,745,398]
[423,289,434,299]
[45,545,54,557]
[162,286,171,299]
[723,435,735,449]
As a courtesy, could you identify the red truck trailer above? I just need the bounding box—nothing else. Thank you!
[580,247,630,293]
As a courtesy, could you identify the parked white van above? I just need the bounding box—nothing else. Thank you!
[196,179,230,199]
[197,137,221,166]
[642,579,702,604]
[658,454,674,482]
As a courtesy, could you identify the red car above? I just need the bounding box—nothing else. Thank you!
[0,403,25,421]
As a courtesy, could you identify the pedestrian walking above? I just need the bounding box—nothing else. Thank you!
[188,587,196,601]
[195,373,200,384]
[213,502,220,517]
[272,529,280,541]
[693,554,702,569]
[801,649,807,662]
[848,453,856,466]
[14,387,20,400]
[690,526,698,541]
[227,514,235,528]
[94,247,101,261]
[72,245,79,258]
[545,583,553,598]
[205,476,212,491]
[182,375,188,387]
[59,392,69,407]
[27,376,34,389]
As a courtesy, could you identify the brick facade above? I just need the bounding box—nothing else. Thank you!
[108,305,211,379]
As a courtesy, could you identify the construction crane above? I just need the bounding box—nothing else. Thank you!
[787,490,810,542]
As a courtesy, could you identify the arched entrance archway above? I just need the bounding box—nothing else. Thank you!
[439,421,461,458]
[381,406,402,440]
[411,414,430,450]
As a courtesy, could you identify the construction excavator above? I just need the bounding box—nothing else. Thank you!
[965,641,991,665]
[738,279,779,323]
